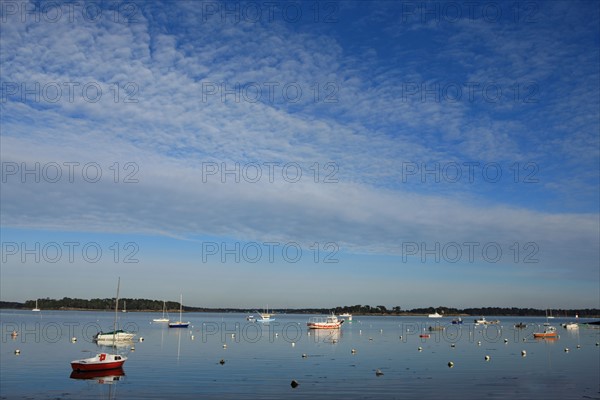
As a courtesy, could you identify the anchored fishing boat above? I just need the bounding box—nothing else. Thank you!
[307,314,344,329]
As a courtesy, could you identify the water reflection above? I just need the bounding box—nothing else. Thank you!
[308,328,342,344]
[69,368,125,383]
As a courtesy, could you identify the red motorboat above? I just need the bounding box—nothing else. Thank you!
[71,353,127,372]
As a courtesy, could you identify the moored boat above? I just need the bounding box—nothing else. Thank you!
[307,314,344,329]
[72,278,129,372]
[94,330,135,342]
[153,301,169,322]
[339,312,353,321]
[71,353,127,372]
[168,294,190,328]
[514,322,527,329]
[451,317,463,324]
[533,326,558,339]
[428,311,443,318]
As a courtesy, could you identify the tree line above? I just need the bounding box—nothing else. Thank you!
[1,299,598,317]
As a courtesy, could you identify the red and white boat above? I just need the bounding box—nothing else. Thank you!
[533,326,558,339]
[71,353,127,372]
[307,314,344,329]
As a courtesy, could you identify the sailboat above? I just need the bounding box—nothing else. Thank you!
[534,309,558,339]
[121,300,127,313]
[153,301,170,322]
[168,294,190,328]
[257,305,275,322]
[72,278,129,371]
[94,279,135,342]
[32,299,41,312]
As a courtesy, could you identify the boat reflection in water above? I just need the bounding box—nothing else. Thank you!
[309,328,342,344]
[70,367,125,383]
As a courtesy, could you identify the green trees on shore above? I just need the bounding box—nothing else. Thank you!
[2,299,597,317]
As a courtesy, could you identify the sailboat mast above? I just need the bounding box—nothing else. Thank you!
[179,294,183,321]
[114,277,121,341]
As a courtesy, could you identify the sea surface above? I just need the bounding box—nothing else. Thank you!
[1,310,599,399]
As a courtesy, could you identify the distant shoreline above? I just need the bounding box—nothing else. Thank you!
[1,303,599,318]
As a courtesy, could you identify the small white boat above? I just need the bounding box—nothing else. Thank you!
[153,301,169,322]
[94,330,136,342]
[246,315,256,322]
[168,294,190,328]
[257,315,274,323]
[307,314,344,329]
[474,317,487,325]
[564,322,578,330]
[428,311,443,318]
[32,299,41,312]
[339,313,353,321]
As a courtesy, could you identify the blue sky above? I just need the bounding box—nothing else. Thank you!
[1,0,598,309]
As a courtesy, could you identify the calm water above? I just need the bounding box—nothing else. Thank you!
[1,310,599,399]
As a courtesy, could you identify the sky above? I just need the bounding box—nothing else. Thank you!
[1,0,599,310]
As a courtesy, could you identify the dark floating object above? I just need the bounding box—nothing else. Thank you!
[375,369,384,376]
[302,353,307,358]
[219,359,225,365]
[448,361,454,368]
[291,380,299,388]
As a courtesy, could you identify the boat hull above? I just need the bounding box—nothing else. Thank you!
[307,322,343,329]
[168,322,189,328]
[533,332,558,338]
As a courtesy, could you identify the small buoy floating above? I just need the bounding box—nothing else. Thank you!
[219,359,225,365]
[14,349,20,355]
[375,369,384,376]
[351,348,356,354]
[504,339,508,343]
[290,379,299,388]
[223,344,227,349]
[576,345,581,349]
[139,337,144,342]
[484,355,490,361]
[302,353,307,358]
[447,361,454,368]
[191,335,195,340]
[71,337,77,343]
[477,341,481,346]
[521,350,527,357]
[564,348,569,352]
[131,346,135,351]
[291,342,295,347]
[450,343,456,348]
[418,346,423,351]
